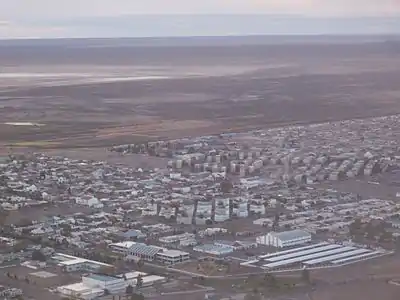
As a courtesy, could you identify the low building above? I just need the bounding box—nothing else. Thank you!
[159,233,195,244]
[126,243,164,261]
[256,229,312,248]
[0,287,23,298]
[213,240,258,251]
[82,274,126,294]
[156,249,190,265]
[57,283,104,300]
[193,244,233,256]
[109,241,136,254]
[121,229,146,240]
[75,196,104,209]
[53,253,114,273]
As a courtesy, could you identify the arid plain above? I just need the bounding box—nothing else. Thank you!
[1,36,400,152]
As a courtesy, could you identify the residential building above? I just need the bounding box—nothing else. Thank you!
[121,229,146,240]
[75,196,104,209]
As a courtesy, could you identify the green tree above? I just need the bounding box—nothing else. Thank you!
[349,218,362,233]
[137,259,144,269]
[32,250,46,262]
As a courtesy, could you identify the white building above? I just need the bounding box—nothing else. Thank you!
[58,282,104,300]
[256,229,312,248]
[158,233,195,244]
[82,274,126,294]
[53,253,114,273]
[109,241,136,254]
[156,249,190,265]
[75,196,104,209]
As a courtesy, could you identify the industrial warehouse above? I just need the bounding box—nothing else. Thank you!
[242,242,390,270]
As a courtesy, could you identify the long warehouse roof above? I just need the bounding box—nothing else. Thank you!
[332,250,383,265]
[303,248,370,266]
[266,244,342,262]
[263,246,356,268]
[258,242,328,260]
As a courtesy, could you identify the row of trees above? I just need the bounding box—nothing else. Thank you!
[349,218,393,243]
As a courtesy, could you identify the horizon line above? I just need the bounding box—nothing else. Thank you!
[1,33,400,42]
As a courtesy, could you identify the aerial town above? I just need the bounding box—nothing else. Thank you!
[1,114,400,300]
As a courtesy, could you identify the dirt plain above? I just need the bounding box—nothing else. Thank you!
[1,36,400,152]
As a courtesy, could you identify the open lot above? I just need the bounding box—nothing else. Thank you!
[0,265,79,300]
[2,37,400,151]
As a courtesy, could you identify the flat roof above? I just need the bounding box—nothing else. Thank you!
[194,244,233,254]
[87,274,120,282]
[158,249,190,258]
[54,253,113,267]
[121,271,148,279]
[265,244,342,262]
[264,246,356,269]
[59,258,88,265]
[110,241,136,249]
[143,275,165,282]
[59,283,93,292]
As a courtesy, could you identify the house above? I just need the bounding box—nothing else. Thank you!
[193,244,234,256]
[121,229,146,240]
[75,196,104,209]
[256,229,312,248]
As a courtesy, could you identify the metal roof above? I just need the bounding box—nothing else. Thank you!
[263,246,356,268]
[270,229,311,241]
[258,242,328,259]
[332,250,383,265]
[303,248,370,266]
[128,243,163,257]
[266,244,342,262]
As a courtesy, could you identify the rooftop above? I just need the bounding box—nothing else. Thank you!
[110,241,136,249]
[158,249,190,257]
[87,274,120,282]
[270,229,311,241]
[128,243,164,257]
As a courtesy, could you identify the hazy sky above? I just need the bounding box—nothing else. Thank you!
[0,0,399,38]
